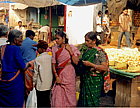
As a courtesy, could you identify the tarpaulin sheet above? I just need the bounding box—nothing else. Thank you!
[57,0,102,6]
[0,1,15,3]
[0,0,103,7]
[110,68,140,79]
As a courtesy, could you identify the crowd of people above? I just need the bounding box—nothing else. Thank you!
[10,20,50,42]
[0,7,133,107]
[0,22,110,107]
[96,8,132,49]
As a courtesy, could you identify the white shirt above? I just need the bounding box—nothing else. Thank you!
[103,15,111,34]
[103,15,110,28]
[15,26,25,32]
[96,16,103,32]
[33,52,53,91]
[38,26,50,33]
[0,37,7,46]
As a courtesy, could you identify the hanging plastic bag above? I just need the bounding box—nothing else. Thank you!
[26,88,37,108]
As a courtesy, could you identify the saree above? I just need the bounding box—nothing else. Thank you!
[78,47,110,107]
[51,45,80,107]
[0,45,25,107]
[0,72,24,107]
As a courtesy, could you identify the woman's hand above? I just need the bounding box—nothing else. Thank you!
[83,61,92,67]
[65,44,73,54]
[56,76,62,84]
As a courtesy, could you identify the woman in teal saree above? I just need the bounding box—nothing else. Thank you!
[78,32,110,107]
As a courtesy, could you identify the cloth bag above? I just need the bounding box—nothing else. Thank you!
[26,88,37,108]
[25,60,34,94]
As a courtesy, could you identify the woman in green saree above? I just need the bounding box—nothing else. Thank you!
[77,31,110,107]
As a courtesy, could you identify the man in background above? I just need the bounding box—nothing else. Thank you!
[15,21,26,38]
[21,30,37,64]
[27,18,34,30]
[0,25,8,46]
[103,10,111,45]
[0,25,8,71]
[38,24,50,42]
[118,8,131,48]
[96,11,105,44]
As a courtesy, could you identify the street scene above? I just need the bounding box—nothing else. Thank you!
[0,0,140,107]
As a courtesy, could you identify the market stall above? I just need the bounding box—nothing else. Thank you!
[105,48,140,107]
[110,68,140,107]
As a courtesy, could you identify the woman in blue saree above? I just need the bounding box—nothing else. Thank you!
[0,30,26,107]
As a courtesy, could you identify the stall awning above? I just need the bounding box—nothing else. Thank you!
[0,1,15,3]
[10,3,28,9]
[0,0,103,7]
[57,0,103,6]
[0,0,61,7]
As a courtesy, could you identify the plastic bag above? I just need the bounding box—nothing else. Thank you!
[26,88,37,108]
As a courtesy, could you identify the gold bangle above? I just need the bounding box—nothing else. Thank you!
[56,76,59,78]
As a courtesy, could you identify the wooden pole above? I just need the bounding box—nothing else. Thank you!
[64,5,67,32]
[49,6,52,43]
[37,8,40,24]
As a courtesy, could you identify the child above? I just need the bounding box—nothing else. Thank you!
[33,40,53,107]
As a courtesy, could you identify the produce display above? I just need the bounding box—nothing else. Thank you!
[105,48,140,72]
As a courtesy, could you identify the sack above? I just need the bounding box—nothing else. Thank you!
[26,88,37,108]
[25,61,34,93]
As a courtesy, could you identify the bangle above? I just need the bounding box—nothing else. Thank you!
[56,75,59,78]
[53,71,57,73]
[53,71,58,76]
[71,53,74,56]
[93,64,97,69]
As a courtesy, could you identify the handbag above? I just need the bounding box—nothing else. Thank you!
[26,87,37,108]
[25,60,34,94]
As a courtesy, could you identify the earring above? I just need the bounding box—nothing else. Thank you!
[63,39,65,43]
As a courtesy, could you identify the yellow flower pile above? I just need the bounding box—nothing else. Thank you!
[105,48,140,72]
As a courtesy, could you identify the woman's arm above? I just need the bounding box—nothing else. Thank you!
[52,63,61,84]
[83,61,108,72]
[83,49,109,72]
[52,63,58,78]
[65,44,79,65]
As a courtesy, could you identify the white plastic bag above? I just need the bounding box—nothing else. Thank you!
[26,88,37,108]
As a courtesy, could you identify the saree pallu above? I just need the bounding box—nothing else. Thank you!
[78,73,103,107]
[0,72,24,107]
